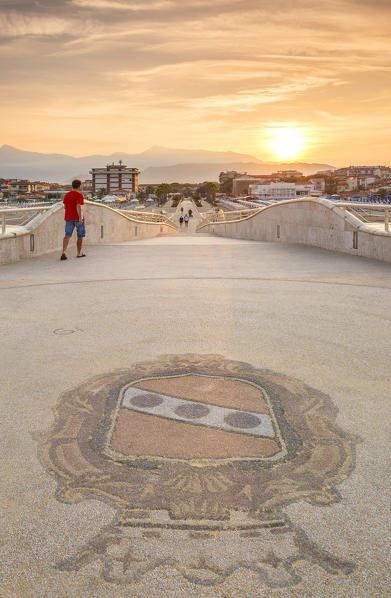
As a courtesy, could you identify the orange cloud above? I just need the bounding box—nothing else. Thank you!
[0,0,390,164]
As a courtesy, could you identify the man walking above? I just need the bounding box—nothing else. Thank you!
[61,179,86,260]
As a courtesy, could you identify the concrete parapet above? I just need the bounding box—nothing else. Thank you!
[0,201,177,264]
[209,198,391,263]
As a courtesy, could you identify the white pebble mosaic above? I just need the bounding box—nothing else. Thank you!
[122,386,275,438]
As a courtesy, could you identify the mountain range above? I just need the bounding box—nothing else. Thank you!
[0,144,334,184]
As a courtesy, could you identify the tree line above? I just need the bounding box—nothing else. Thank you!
[137,181,218,206]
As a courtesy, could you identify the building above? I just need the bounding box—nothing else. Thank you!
[308,178,326,193]
[90,161,140,195]
[9,179,32,195]
[0,178,56,199]
[82,179,93,195]
[219,171,246,184]
[249,182,320,200]
[232,175,276,196]
[231,172,308,196]
[333,166,390,178]
[272,170,303,178]
[0,179,11,194]
[30,181,52,192]
[315,169,335,176]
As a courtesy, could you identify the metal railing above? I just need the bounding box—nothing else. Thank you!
[196,200,391,233]
[196,208,261,231]
[0,205,52,235]
[0,203,178,236]
[334,202,389,231]
[116,208,178,229]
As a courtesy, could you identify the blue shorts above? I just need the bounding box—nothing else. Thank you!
[65,220,85,238]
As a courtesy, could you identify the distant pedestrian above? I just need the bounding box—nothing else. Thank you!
[188,209,193,218]
[184,214,189,227]
[179,216,184,226]
[61,179,86,260]
[180,207,184,213]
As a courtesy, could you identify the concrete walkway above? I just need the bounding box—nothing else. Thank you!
[1,232,391,597]
[170,199,205,233]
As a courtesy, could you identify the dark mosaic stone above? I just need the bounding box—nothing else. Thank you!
[225,411,261,429]
[131,394,164,408]
[175,403,210,419]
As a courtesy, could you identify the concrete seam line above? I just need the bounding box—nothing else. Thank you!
[1,277,391,291]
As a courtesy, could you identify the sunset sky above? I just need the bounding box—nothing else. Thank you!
[1,0,390,165]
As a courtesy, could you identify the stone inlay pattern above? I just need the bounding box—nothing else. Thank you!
[119,384,275,441]
[38,354,359,588]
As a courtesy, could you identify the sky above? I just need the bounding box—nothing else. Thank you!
[0,0,390,166]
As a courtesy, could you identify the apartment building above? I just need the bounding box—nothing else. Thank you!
[0,178,11,194]
[334,166,391,178]
[90,161,140,195]
[308,178,326,193]
[232,175,277,196]
[249,181,320,200]
[0,179,53,196]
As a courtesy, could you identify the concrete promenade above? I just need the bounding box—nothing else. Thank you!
[1,219,391,596]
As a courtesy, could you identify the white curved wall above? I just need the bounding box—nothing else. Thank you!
[208,199,391,263]
[0,202,177,264]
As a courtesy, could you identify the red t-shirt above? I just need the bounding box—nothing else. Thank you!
[63,190,84,221]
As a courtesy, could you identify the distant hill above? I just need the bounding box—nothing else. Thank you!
[140,161,335,183]
[0,144,334,183]
[134,145,264,167]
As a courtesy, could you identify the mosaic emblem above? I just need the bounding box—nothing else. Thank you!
[39,354,359,588]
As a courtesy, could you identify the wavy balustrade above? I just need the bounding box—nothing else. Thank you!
[196,197,391,263]
[196,199,390,233]
[0,201,178,236]
[108,207,178,229]
[0,200,178,264]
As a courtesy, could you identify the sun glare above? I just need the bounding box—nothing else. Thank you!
[271,129,304,160]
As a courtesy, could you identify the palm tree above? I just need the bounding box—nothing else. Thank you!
[155,183,172,206]
[145,185,155,197]
[202,182,217,204]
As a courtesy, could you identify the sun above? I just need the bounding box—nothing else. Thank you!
[271,129,304,160]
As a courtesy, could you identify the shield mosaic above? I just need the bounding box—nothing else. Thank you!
[38,354,359,587]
